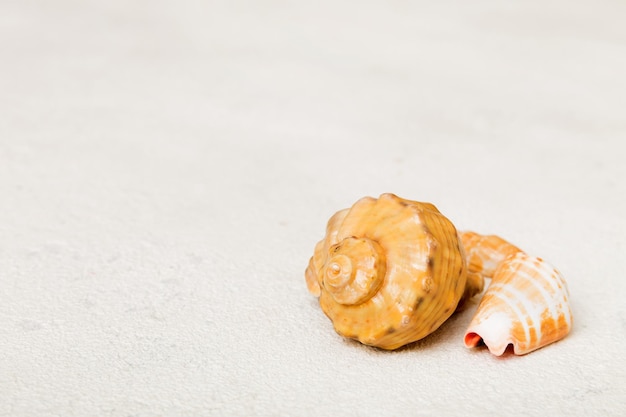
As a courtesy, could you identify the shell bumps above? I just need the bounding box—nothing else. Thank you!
[305,193,483,350]
[306,194,572,354]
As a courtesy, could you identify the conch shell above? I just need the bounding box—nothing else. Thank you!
[305,193,483,350]
[461,232,573,356]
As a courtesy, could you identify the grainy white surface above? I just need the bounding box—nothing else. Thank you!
[1,0,625,416]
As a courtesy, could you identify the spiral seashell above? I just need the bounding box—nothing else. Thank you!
[460,232,573,356]
[305,193,484,350]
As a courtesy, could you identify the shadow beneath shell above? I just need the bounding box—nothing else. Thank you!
[348,298,484,354]
[399,309,475,353]
[313,292,523,358]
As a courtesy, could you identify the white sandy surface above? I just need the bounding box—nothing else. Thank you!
[1,1,625,416]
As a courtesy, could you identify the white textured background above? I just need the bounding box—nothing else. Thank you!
[1,0,625,416]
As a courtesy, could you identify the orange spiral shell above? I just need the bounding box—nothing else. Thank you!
[305,194,483,350]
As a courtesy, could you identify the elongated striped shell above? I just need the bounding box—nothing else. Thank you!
[461,233,573,356]
[305,193,483,350]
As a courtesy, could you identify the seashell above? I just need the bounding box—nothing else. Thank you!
[305,193,484,350]
[461,232,573,356]
[461,231,521,278]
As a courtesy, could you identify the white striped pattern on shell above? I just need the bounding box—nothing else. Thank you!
[463,251,573,356]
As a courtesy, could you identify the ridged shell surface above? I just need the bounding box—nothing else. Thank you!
[305,193,481,350]
[463,249,573,356]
